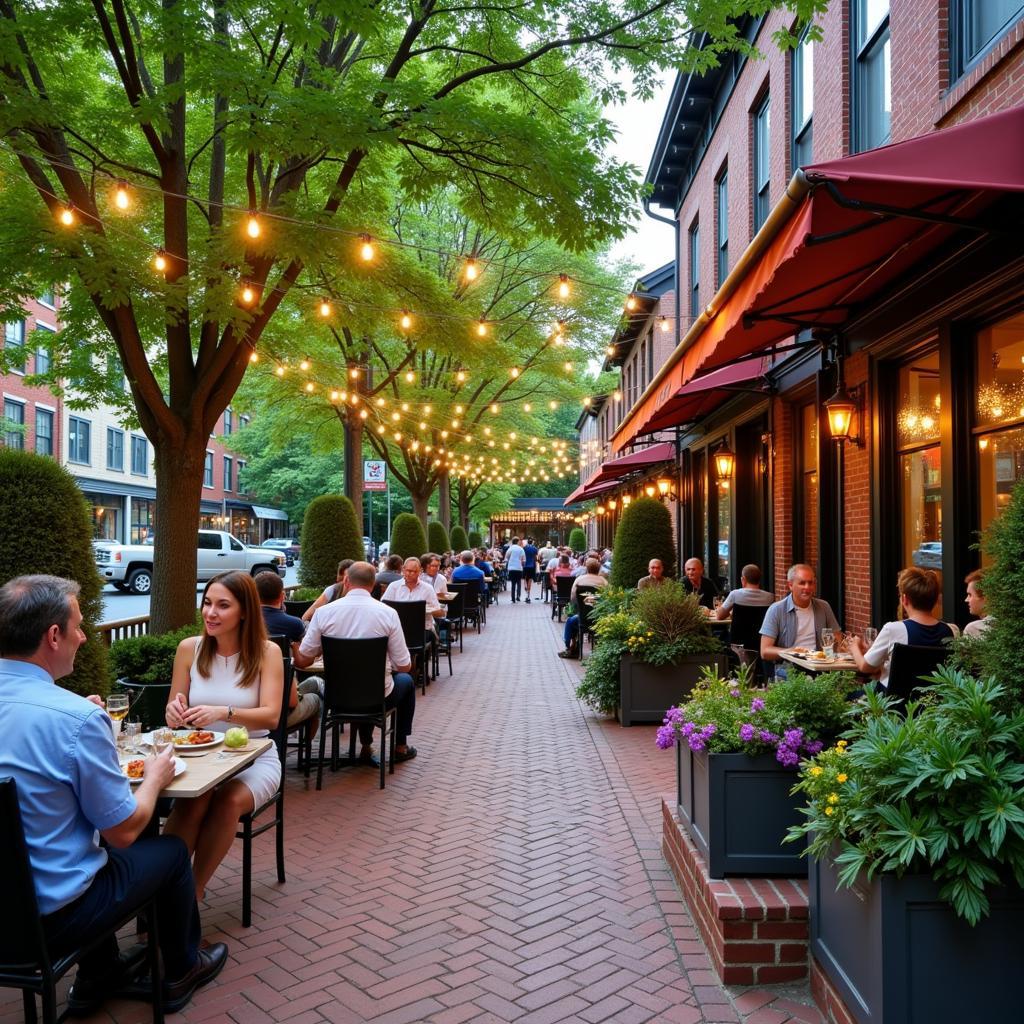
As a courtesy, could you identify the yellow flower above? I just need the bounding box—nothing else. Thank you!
[837,773,848,783]
[824,806,834,816]
[828,793,839,804]
[647,631,654,637]
[836,739,848,748]
[810,766,824,777]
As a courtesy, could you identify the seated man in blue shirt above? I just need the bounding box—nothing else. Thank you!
[453,549,486,596]
[0,575,227,1015]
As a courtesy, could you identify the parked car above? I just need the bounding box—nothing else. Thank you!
[260,537,299,563]
[912,541,942,569]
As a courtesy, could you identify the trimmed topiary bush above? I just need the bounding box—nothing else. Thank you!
[569,527,587,553]
[391,513,428,559]
[610,496,676,589]
[428,520,451,554]
[450,524,470,552]
[298,495,363,590]
[468,529,483,548]
[0,449,109,696]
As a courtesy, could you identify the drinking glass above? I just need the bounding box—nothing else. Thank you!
[712,595,723,612]
[821,628,835,658]
[107,693,129,745]
[124,720,142,754]
[152,727,174,756]
[862,626,878,646]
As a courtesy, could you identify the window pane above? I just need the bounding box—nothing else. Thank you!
[965,0,1024,62]
[975,311,1024,429]
[754,96,771,230]
[131,436,147,475]
[856,30,891,151]
[902,446,943,594]
[223,455,233,490]
[107,428,124,471]
[800,403,819,568]
[689,223,700,318]
[716,479,731,586]
[34,409,53,456]
[4,320,26,373]
[4,400,25,449]
[204,451,214,487]
[897,353,941,448]
[69,417,90,463]
[977,428,1024,552]
[717,172,729,283]
[793,32,814,132]
[859,0,890,46]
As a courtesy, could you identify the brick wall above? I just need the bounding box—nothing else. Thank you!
[811,955,859,1024]
[771,397,795,596]
[842,351,872,630]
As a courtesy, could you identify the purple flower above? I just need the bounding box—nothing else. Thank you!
[776,746,800,767]
[730,689,741,698]
[759,729,779,743]
[687,733,706,752]
[681,721,696,737]
[655,725,677,749]
[701,723,717,737]
[804,740,824,755]
[750,697,765,713]
[783,728,804,747]
[739,723,756,742]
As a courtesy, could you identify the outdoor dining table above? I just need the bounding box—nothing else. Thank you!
[777,649,858,674]
[156,737,274,799]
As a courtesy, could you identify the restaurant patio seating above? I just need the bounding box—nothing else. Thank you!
[552,576,574,621]
[382,600,429,694]
[317,636,396,791]
[885,643,949,711]
[575,586,600,658]
[283,599,314,618]
[727,604,769,684]
[0,776,165,1023]
[451,580,484,633]
[268,634,313,775]
[442,588,465,654]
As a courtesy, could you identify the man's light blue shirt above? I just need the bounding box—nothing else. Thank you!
[0,659,136,914]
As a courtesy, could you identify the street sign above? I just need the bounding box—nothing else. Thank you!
[364,459,387,491]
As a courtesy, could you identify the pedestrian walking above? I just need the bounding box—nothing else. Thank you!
[506,536,526,603]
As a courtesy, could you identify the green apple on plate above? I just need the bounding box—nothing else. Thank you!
[224,726,249,748]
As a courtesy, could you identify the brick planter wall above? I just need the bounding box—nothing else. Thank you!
[662,796,808,985]
[811,956,858,1024]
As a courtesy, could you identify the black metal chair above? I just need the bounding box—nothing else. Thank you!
[317,636,396,791]
[885,643,949,711]
[0,777,165,1024]
[284,599,314,618]
[727,604,770,684]
[383,600,429,694]
[575,586,600,658]
[552,576,574,621]
[444,587,466,654]
[457,579,484,633]
[268,634,314,775]
[234,647,290,927]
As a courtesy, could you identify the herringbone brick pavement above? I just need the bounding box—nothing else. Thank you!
[3,594,821,1024]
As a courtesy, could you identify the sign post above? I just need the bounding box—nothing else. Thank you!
[364,460,386,552]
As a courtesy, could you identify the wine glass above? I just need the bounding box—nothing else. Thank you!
[821,628,835,658]
[107,693,129,746]
[862,626,878,646]
[712,595,723,613]
[152,727,174,757]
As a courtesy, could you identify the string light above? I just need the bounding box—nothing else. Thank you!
[360,234,375,261]
[249,351,259,363]
[660,315,669,333]
[299,357,310,371]
[246,211,261,238]
[455,371,466,383]
[114,181,130,210]
[625,294,638,311]
[523,403,532,412]
[564,361,572,372]
[319,299,331,317]
[464,258,479,281]
[349,368,360,379]
[400,310,412,331]
[58,204,75,226]
[275,364,285,377]
[510,367,520,378]
[153,250,168,273]
[240,283,256,305]
[405,370,415,383]
[304,381,314,393]
[558,274,570,299]
[476,318,488,337]
[606,345,615,356]
[614,390,622,402]
[490,403,499,414]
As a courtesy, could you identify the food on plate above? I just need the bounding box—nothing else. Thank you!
[224,726,249,748]
[125,759,145,779]
[810,651,828,660]
[790,647,811,655]
[173,729,215,746]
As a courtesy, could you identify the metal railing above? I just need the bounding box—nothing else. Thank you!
[97,585,303,647]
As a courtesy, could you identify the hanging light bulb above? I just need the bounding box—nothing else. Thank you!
[153,250,168,273]
[359,408,368,419]
[58,204,76,226]
[405,370,415,383]
[375,396,386,407]
[359,234,375,261]
[476,318,488,337]
[558,274,570,299]
[349,368,360,379]
[523,403,532,412]
[319,299,331,317]
[330,390,340,402]
[464,258,479,281]
[114,181,130,210]
[549,401,558,410]
[400,310,412,331]
[510,367,520,378]
[391,412,400,422]
[246,211,261,238]
[299,357,310,371]
[249,351,259,363]
[613,390,622,402]
[564,361,572,372]
[304,382,314,393]
[490,403,499,414]
[625,294,638,311]
[240,283,256,305]
[424,404,432,414]
[275,364,285,377]
[606,345,615,356]
[456,370,466,383]
[660,315,670,333]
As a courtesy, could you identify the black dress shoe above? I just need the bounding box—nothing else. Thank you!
[116,942,228,1013]
[67,946,149,1016]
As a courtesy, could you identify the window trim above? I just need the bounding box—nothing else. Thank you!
[68,415,91,465]
[203,449,214,488]
[34,407,54,456]
[715,167,729,287]
[752,92,771,233]
[3,396,26,450]
[223,454,233,491]
[131,434,148,476]
[689,219,700,321]
[106,427,125,472]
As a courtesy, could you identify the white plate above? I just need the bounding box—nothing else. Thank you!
[143,729,224,750]
[121,756,186,784]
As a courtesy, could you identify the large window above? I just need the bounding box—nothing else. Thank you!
[797,402,819,569]
[3,398,25,449]
[223,455,233,491]
[853,0,891,153]
[792,26,814,168]
[131,435,148,475]
[107,427,124,471]
[38,288,55,308]
[716,169,729,285]
[68,416,91,464]
[4,321,26,373]
[224,408,233,435]
[952,1,1024,77]
[34,408,53,456]
[753,94,771,232]
[689,220,700,320]
[204,450,214,487]
[131,497,155,544]
[34,324,53,374]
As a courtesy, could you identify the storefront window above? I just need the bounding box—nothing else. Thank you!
[897,354,941,447]
[131,498,155,543]
[716,479,731,586]
[798,402,819,569]
[85,493,122,540]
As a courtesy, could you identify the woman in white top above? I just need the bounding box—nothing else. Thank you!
[164,571,284,899]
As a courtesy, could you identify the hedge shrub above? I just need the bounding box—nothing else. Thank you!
[0,449,109,696]
[568,527,587,553]
[298,495,363,590]
[610,496,676,589]
[390,513,428,559]
[450,524,470,552]
[427,520,451,554]
[468,529,483,548]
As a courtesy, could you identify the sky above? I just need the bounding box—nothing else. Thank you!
[604,76,678,279]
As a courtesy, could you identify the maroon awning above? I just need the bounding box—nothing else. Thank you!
[562,442,676,506]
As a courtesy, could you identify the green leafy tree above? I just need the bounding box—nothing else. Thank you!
[0,449,108,696]
[610,497,676,588]
[569,527,587,553]
[390,513,428,559]
[450,525,470,552]
[0,0,825,630]
[468,530,483,548]
[298,495,363,590]
[427,520,450,555]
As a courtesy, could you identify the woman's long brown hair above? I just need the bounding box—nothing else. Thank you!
[196,571,267,688]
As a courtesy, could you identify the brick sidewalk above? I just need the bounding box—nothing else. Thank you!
[4,595,821,1024]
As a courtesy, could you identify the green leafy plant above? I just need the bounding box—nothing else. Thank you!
[391,513,429,559]
[108,618,203,687]
[610,496,676,589]
[428,521,451,555]
[576,584,721,714]
[450,524,470,552]
[0,449,109,696]
[788,667,1024,924]
[298,495,363,590]
[289,587,321,602]
[468,530,483,548]
[569,527,587,553]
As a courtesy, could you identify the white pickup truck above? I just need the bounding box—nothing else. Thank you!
[94,529,287,594]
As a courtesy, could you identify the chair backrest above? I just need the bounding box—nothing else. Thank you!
[886,643,948,705]
[0,776,49,971]
[444,588,465,619]
[575,586,599,632]
[457,578,482,612]
[728,603,769,649]
[284,599,314,618]
[320,636,389,715]
[266,635,293,760]
[555,575,575,602]
[383,600,426,651]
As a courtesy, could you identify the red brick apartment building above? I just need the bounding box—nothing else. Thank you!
[578,1,1024,631]
[1,296,287,544]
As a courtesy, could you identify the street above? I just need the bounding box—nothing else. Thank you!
[99,564,301,624]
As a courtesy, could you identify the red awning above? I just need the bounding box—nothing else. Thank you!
[562,441,676,506]
[562,477,623,506]
[612,105,1024,452]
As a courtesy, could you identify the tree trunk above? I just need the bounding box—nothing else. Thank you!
[412,490,430,530]
[458,480,471,531]
[149,437,206,633]
[438,473,451,532]
[344,412,364,532]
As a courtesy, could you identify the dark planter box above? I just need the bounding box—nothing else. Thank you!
[810,849,1024,1024]
[618,652,728,726]
[676,745,806,878]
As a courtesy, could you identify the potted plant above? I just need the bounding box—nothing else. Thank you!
[789,670,1024,1023]
[575,583,726,725]
[659,664,856,878]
